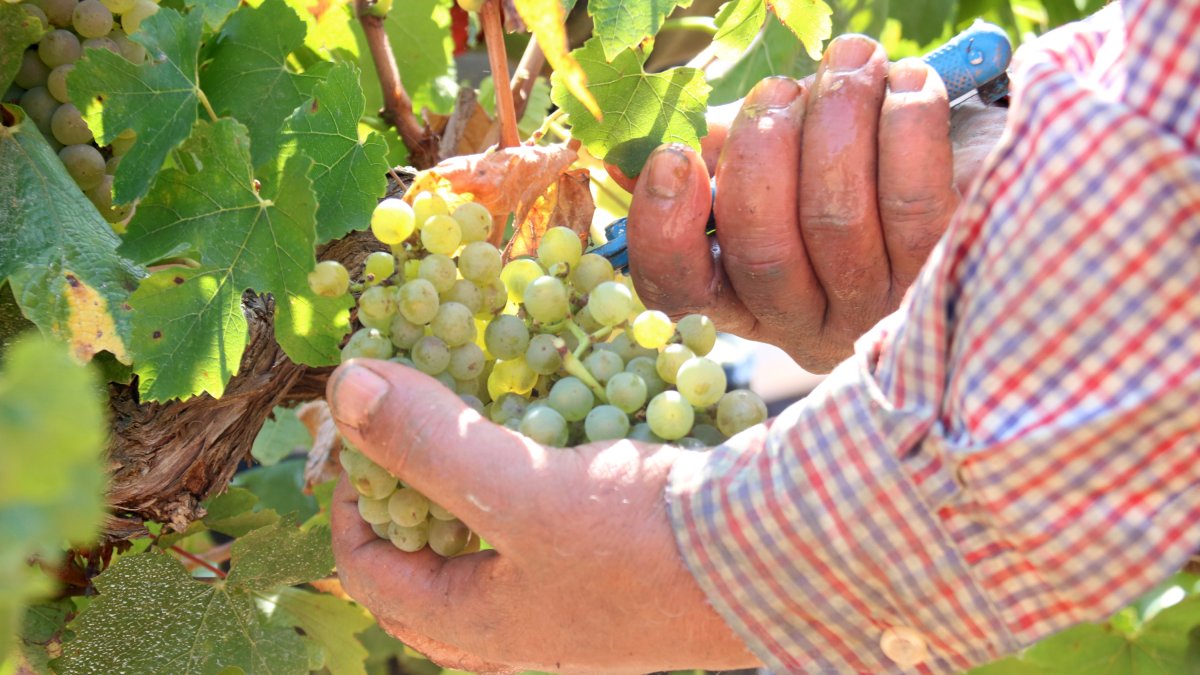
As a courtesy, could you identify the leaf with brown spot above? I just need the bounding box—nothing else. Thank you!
[505,168,595,260]
[63,272,129,363]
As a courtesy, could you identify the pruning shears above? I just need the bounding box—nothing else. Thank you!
[592,20,1013,273]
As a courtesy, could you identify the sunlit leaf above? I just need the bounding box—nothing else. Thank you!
[514,0,603,120]
[766,0,832,60]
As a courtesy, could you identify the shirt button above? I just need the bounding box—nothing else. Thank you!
[880,626,928,667]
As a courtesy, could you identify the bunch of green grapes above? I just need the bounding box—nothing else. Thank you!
[314,190,768,555]
[3,0,159,228]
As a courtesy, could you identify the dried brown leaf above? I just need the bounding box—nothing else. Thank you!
[505,168,594,260]
[296,400,342,491]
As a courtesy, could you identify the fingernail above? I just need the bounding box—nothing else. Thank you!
[825,35,875,72]
[645,145,690,199]
[331,363,389,430]
[746,76,800,110]
[889,59,928,93]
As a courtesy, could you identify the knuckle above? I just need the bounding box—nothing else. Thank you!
[800,209,862,234]
[879,191,954,229]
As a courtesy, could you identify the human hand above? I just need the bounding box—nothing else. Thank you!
[327,359,761,674]
[619,35,1007,372]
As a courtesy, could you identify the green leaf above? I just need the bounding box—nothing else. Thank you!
[283,0,360,60]
[183,0,241,30]
[552,39,709,177]
[268,588,374,675]
[252,406,312,467]
[766,0,832,60]
[0,5,44,92]
[67,7,206,204]
[888,0,956,46]
[227,519,333,592]
[0,108,143,363]
[12,599,74,674]
[234,458,320,522]
[202,487,281,537]
[279,61,389,243]
[358,0,457,121]
[713,0,768,61]
[202,0,327,168]
[55,552,308,675]
[588,0,694,61]
[708,13,816,105]
[119,119,351,400]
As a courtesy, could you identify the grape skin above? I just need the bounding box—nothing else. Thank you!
[716,390,768,437]
[341,449,398,500]
[519,406,568,446]
[411,336,451,375]
[583,349,623,385]
[358,495,392,525]
[674,357,727,408]
[646,391,695,441]
[388,487,430,527]
[371,197,415,244]
[428,518,471,556]
[605,372,648,414]
[537,226,583,270]
[73,0,113,39]
[587,281,633,327]
[656,344,695,384]
[388,520,429,552]
[364,251,395,285]
[38,29,82,68]
[523,275,569,324]
[50,102,92,145]
[548,377,593,422]
[677,314,717,356]
[397,279,440,324]
[484,314,530,360]
[15,50,50,89]
[431,302,476,347]
[500,258,543,304]
[412,191,449,227]
[631,310,674,349]
[58,143,105,190]
[584,405,629,442]
[452,201,492,243]
[570,253,614,293]
[46,63,73,103]
[448,343,486,380]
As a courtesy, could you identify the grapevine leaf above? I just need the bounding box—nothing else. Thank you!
[227,519,333,592]
[202,487,280,537]
[120,119,350,400]
[0,4,44,92]
[14,599,74,673]
[0,107,142,362]
[233,459,321,522]
[285,0,360,60]
[507,169,595,260]
[183,0,241,30]
[708,13,815,105]
[252,406,312,467]
[513,0,602,120]
[888,0,956,46]
[202,0,326,168]
[269,587,374,675]
[587,0,693,61]
[713,0,767,61]
[358,0,457,120]
[66,7,206,204]
[766,0,832,60]
[55,552,308,675]
[279,61,389,243]
[551,38,709,177]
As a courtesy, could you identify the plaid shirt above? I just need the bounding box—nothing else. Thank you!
[668,2,1200,672]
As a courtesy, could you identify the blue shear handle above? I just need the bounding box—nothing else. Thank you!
[922,20,1012,102]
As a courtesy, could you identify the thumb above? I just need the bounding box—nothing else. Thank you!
[326,359,548,543]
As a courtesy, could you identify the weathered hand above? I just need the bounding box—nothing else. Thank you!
[619,35,1007,372]
[327,360,760,674]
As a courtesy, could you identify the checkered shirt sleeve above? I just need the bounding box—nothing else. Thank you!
[667,2,1200,672]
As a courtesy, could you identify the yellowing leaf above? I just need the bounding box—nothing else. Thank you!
[63,271,128,363]
[766,0,832,60]
[512,0,602,120]
[506,168,595,260]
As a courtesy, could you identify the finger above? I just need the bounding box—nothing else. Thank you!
[879,58,959,289]
[376,619,517,675]
[627,144,755,332]
[798,35,892,336]
[327,360,555,545]
[605,163,638,194]
[714,76,827,335]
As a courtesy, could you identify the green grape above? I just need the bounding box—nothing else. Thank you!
[19,86,57,136]
[524,333,562,374]
[584,405,629,442]
[388,520,429,552]
[101,0,137,12]
[488,392,529,425]
[15,50,49,89]
[38,29,81,68]
[548,376,593,422]
[570,253,614,293]
[46,63,72,102]
[85,175,132,224]
[50,102,91,145]
[412,191,449,227]
[429,500,456,521]
[479,278,508,316]
[58,143,105,190]
[446,343,484,381]
[417,253,456,293]
[411,335,451,375]
[583,349,623,385]
[73,0,113,38]
[587,281,634,327]
[459,393,485,414]
[396,278,439,324]
[120,0,157,33]
[110,128,135,156]
[456,376,481,398]
[605,372,647,414]
[716,389,768,437]
[307,260,350,297]
[487,356,536,399]
[631,310,674,349]
[519,406,568,446]
[646,391,695,440]
[38,0,76,27]
[108,28,146,63]
[431,302,475,347]
[358,285,396,326]
[537,226,583,270]
[455,0,484,12]
[523,275,569,324]
[484,314,529,360]
[371,522,390,538]
[81,36,120,54]
[420,214,462,256]
[609,331,655,363]
[371,197,416,245]
[341,448,398,500]
[434,370,456,391]
[21,4,49,30]
[443,279,483,314]
[364,251,395,285]
[677,314,717,356]
[388,486,430,527]
[452,200,492,242]
[341,327,393,362]
[691,423,726,446]
[656,344,695,384]
[628,422,663,443]
[500,258,543,304]
[388,315,423,349]
[675,357,727,408]
[458,241,502,282]
[626,355,667,398]
[575,305,602,333]
[105,155,120,175]
[358,495,391,525]
[428,518,471,556]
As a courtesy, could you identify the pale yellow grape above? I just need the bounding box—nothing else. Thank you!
[675,356,727,407]
[364,251,395,285]
[484,314,530,360]
[677,314,717,355]
[456,0,485,12]
[15,50,49,89]
[431,302,476,347]
[412,191,449,227]
[448,342,485,380]
[73,0,113,38]
[523,275,569,324]
[388,486,430,527]
[646,391,694,440]
[479,278,508,316]
[389,314,423,349]
[631,310,674,349]
[452,201,492,243]
[371,197,415,244]
[59,143,105,190]
[524,333,562,374]
[38,29,81,68]
[102,0,137,12]
[500,258,543,304]
[85,175,133,224]
[309,261,350,298]
[716,389,768,437]
[574,305,602,333]
[340,449,398,499]
[537,226,582,270]
[429,518,471,556]
[443,278,483,313]
[51,103,92,145]
[341,327,393,361]
[418,253,456,293]
[656,344,694,384]
[570,253,614,293]
[487,356,537,399]
[20,4,49,30]
[625,355,667,398]
[420,214,462,255]
[388,520,429,552]
[588,281,633,326]
[120,0,158,33]
[411,335,451,375]
[396,278,439,324]
[458,241,502,282]
[109,29,146,63]
[358,495,392,525]
[358,285,396,325]
[46,63,72,102]
[371,522,390,538]
[429,501,456,521]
